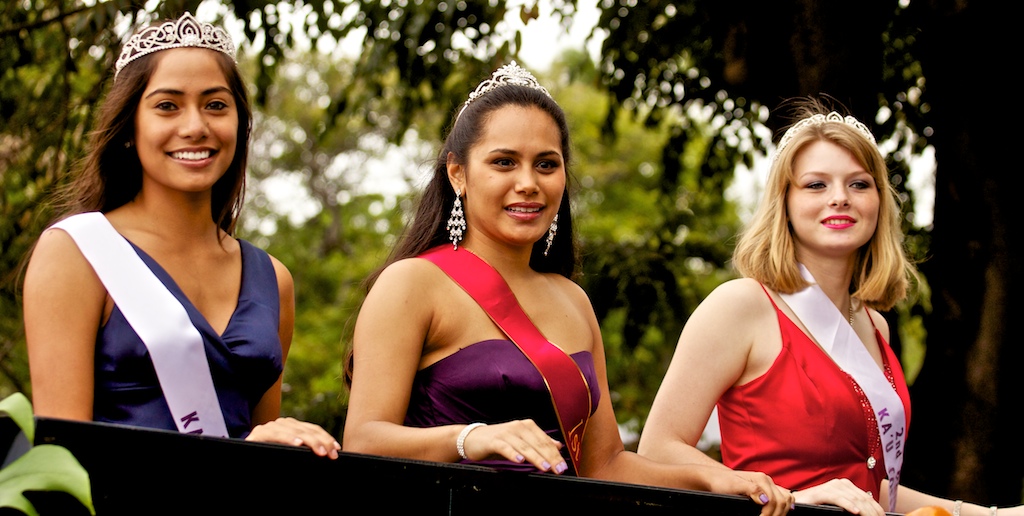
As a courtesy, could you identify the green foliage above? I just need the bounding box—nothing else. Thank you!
[0,393,94,515]
[1,0,939,449]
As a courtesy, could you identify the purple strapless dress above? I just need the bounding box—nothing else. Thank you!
[405,339,600,475]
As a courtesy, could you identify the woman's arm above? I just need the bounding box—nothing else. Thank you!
[886,482,1024,516]
[247,255,339,458]
[637,279,765,463]
[23,228,106,420]
[566,279,792,516]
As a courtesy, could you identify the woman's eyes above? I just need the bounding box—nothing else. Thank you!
[804,180,872,189]
[152,100,230,111]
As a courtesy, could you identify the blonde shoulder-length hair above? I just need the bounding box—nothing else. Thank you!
[731,99,918,311]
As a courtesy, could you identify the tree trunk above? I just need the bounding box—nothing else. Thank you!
[904,0,1023,504]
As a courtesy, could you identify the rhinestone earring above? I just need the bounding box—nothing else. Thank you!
[447,189,466,250]
[544,214,558,256]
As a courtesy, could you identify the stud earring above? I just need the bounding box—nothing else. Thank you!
[544,214,558,256]
[447,189,466,250]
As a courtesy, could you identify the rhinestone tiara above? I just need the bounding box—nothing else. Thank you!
[457,61,552,120]
[114,12,236,80]
[773,111,877,163]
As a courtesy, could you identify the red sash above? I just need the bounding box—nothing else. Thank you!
[419,245,591,474]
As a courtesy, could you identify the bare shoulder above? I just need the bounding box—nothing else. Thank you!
[699,277,769,312]
[23,227,106,322]
[26,227,94,280]
[266,253,294,285]
[366,257,450,300]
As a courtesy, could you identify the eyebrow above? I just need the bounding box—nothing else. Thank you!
[144,86,232,99]
[488,148,561,158]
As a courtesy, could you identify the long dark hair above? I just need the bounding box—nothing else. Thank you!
[51,24,252,235]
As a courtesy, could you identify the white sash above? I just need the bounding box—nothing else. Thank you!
[780,264,905,511]
[52,212,229,438]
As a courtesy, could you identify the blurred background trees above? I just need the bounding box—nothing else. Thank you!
[1,0,1018,504]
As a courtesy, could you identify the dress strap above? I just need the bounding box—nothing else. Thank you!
[758,283,782,311]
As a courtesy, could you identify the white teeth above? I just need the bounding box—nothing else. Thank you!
[824,219,851,225]
[171,150,211,160]
[507,206,540,213]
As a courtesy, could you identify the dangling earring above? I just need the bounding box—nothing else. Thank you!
[124,140,133,149]
[447,188,466,250]
[544,214,558,256]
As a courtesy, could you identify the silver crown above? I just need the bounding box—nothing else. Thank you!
[114,12,236,80]
[773,111,877,163]
[457,61,552,119]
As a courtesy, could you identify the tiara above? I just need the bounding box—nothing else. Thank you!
[114,12,236,80]
[457,61,552,119]
[772,111,876,163]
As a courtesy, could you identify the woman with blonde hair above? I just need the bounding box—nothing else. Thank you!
[639,96,1022,516]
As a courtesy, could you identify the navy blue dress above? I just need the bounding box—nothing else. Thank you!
[92,239,283,438]
[404,339,600,475]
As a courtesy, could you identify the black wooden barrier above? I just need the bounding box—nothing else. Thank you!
[11,417,853,515]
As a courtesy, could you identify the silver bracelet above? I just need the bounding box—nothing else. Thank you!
[953,500,963,516]
[456,422,487,460]
[991,506,998,516]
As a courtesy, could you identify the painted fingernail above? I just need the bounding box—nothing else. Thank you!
[759,494,770,504]
[791,503,796,510]
[554,461,568,474]
[514,454,525,463]
[541,461,551,470]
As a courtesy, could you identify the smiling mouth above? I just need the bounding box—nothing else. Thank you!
[170,150,214,160]
[823,218,853,225]
[507,206,542,213]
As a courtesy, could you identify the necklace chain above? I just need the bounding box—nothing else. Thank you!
[848,297,856,326]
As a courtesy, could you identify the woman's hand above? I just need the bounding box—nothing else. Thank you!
[704,469,795,516]
[794,478,885,516]
[247,417,340,459]
[460,419,568,474]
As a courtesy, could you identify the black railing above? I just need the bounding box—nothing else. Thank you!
[12,417,852,515]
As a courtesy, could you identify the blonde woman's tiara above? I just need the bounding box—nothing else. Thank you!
[773,111,876,163]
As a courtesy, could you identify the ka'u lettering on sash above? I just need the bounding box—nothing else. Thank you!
[52,212,229,438]
[780,264,906,512]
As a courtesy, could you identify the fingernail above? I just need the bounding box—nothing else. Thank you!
[319,446,327,455]
[554,461,568,474]
[293,437,303,446]
[541,461,551,470]
[514,454,525,463]
[791,503,796,510]
[759,493,769,504]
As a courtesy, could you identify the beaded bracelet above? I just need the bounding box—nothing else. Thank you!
[456,422,487,460]
[954,500,963,516]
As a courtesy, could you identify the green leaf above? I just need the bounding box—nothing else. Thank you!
[0,445,95,515]
[0,393,35,443]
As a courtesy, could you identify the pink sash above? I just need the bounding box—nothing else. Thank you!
[419,246,591,473]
